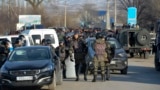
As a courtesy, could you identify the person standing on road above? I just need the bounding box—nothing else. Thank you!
[0,39,10,67]
[92,33,110,82]
[72,31,88,81]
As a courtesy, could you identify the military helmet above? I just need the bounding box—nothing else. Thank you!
[18,35,25,40]
[1,39,10,45]
[46,39,51,45]
[96,33,103,39]
[15,38,22,44]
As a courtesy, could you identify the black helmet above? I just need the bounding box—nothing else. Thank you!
[41,39,46,44]
[46,39,51,45]
[1,39,10,45]
[19,35,25,40]
[15,38,22,44]
[96,33,103,39]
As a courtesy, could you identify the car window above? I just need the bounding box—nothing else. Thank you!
[32,35,41,45]
[108,39,121,49]
[44,34,55,44]
[9,48,51,61]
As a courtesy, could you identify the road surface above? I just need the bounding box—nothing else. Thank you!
[55,56,160,90]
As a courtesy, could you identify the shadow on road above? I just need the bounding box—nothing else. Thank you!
[111,65,160,85]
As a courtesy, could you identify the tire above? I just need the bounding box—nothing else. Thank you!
[154,52,160,71]
[49,71,56,90]
[56,60,63,85]
[136,30,150,46]
[1,85,11,90]
[121,67,128,74]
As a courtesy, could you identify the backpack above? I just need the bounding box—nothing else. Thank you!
[94,40,106,55]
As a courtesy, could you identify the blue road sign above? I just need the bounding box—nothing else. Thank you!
[127,7,137,26]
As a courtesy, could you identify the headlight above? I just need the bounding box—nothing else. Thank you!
[41,65,53,72]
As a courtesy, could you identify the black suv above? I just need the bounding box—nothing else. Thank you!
[0,46,62,90]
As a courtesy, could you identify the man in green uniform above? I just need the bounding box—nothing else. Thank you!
[92,33,110,82]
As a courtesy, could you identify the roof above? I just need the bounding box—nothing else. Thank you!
[15,46,50,50]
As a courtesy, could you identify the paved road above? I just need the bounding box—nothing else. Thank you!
[54,56,160,90]
[9,56,160,90]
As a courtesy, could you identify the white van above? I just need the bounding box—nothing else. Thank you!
[20,29,59,48]
[0,35,34,51]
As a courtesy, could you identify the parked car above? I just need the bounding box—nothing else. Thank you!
[85,37,128,74]
[0,46,62,90]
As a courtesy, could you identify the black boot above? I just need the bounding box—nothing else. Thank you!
[92,75,97,82]
[84,76,87,81]
[75,76,79,81]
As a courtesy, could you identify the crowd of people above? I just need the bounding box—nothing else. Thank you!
[0,28,115,82]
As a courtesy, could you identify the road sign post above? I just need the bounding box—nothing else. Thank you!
[127,7,137,27]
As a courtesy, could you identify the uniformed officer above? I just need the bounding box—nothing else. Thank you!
[14,38,23,48]
[72,31,88,81]
[92,33,110,82]
[0,39,10,67]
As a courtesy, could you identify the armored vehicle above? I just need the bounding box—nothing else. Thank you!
[117,28,151,59]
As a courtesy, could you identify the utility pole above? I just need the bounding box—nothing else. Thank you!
[64,0,67,27]
[114,0,117,30]
[106,0,111,30]
[8,0,11,33]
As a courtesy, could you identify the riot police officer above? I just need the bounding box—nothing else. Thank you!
[72,32,88,81]
[0,39,10,67]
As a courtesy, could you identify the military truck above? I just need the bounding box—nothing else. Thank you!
[117,28,151,59]
[154,20,160,71]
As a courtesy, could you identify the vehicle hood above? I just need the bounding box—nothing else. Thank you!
[115,48,126,54]
[3,60,52,70]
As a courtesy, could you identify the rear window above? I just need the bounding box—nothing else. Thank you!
[44,34,55,44]
[32,35,41,45]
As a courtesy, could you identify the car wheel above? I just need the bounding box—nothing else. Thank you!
[121,67,128,74]
[49,71,56,90]
[1,85,11,90]
[56,60,63,85]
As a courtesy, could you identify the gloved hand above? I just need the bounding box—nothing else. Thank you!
[70,58,74,62]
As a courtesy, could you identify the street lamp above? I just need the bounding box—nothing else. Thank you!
[114,0,117,30]
[106,0,111,30]
[64,0,67,27]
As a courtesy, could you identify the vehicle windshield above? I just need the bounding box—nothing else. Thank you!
[107,39,121,49]
[8,48,51,61]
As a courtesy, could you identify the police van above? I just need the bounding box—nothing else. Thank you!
[20,29,59,48]
[0,35,34,51]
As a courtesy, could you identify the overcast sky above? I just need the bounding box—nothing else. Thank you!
[56,0,108,10]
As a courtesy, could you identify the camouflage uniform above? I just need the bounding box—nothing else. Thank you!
[92,38,110,82]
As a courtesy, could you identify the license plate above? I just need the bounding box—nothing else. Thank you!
[110,61,116,64]
[16,76,33,81]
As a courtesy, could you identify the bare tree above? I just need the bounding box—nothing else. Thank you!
[25,0,44,13]
[119,0,147,25]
